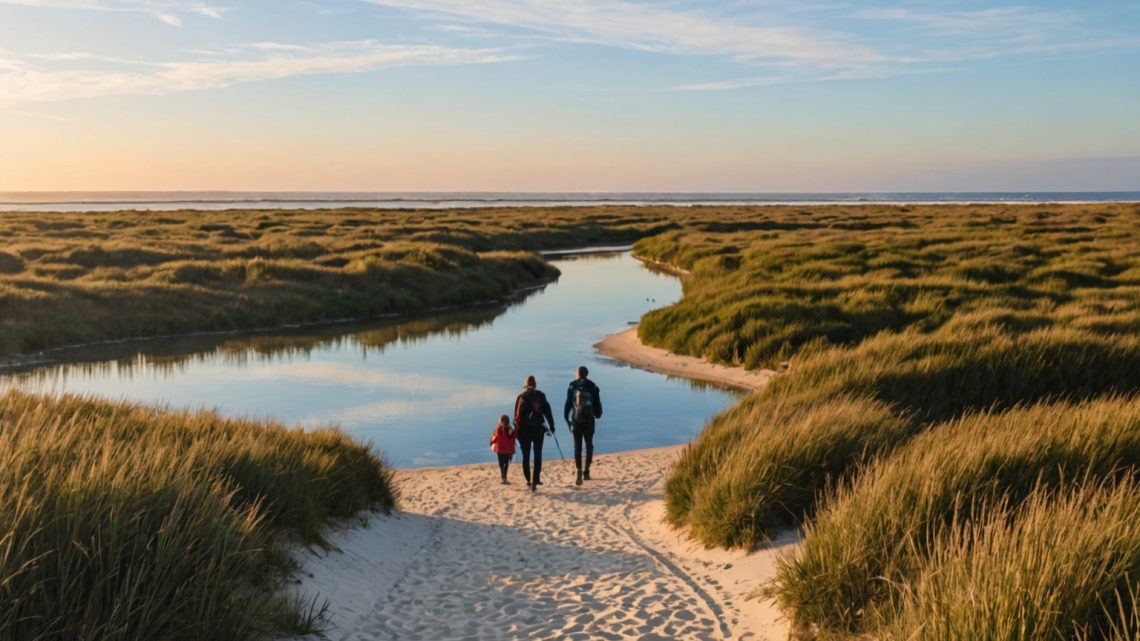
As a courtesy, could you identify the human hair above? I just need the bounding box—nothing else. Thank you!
[524,375,536,389]
[499,414,510,425]
[577,365,588,378]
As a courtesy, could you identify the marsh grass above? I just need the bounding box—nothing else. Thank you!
[636,203,1140,369]
[665,325,1140,550]
[0,390,395,641]
[881,478,1140,641]
[665,393,907,548]
[639,203,1140,638]
[0,206,686,357]
[771,396,1140,636]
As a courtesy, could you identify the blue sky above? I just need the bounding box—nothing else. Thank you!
[1,0,1138,191]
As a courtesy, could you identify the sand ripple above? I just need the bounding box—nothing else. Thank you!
[288,447,793,641]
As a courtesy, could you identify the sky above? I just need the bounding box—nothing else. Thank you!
[1,0,1139,192]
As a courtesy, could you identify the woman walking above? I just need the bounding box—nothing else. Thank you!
[514,375,555,492]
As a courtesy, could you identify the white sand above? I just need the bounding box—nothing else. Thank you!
[595,327,779,392]
[286,326,795,640]
[288,446,795,640]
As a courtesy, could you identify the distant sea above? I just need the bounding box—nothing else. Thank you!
[1,191,1138,212]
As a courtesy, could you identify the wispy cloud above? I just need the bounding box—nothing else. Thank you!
[856,6,1078,41]
[0,40,525,107]
[364,1,1139,91]
[855,5,1139,62]
[676,63,955,91]
[0,0,228,25]
[365,0,886,67]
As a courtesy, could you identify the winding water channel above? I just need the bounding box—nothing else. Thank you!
[2,251,740,468]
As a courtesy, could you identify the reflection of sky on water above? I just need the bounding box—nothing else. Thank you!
[5,253,741,468]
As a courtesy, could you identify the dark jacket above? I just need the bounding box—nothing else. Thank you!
[514,388,555,433]
[564,378,602,425]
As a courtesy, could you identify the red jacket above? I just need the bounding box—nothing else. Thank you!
[490,424,517,454]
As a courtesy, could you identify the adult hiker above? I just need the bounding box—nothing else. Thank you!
[564,365,603,486]
[514,374,556,492]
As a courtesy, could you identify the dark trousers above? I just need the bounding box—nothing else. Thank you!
[517,426,545,485]
[572,419,595,473]
[497,453,512,479]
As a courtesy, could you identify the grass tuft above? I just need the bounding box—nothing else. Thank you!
[0,390,395,641]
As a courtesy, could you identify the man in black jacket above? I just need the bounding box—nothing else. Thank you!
[564,365,602,486]
[514,374,556,492]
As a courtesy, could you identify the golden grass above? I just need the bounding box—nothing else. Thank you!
[0,390,395,640]
[631,202,1140,640]
[0,206,686,357]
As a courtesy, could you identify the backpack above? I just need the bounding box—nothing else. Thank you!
[570,384,596,425]
[519,392,544,427]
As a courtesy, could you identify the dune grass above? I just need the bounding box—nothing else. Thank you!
[0,206,690,357]
[665,393,907,548]
[634,202,1140,639]
[664,325,1140,550]
[652,203,1140,547]
[771,396,1140,637]
[878,478,1140,641]
[635,203,1140,369]
[0,390,395,641]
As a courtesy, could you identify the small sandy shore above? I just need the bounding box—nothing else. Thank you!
[595,326,778,392]
[289,447,795,641]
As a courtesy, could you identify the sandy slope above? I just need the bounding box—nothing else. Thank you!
[290,447,795,641]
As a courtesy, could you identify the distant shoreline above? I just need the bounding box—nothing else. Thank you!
[3,190,1139,212]
[595,326,778,393]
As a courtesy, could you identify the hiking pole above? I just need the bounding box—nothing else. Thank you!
[548,427,566,461]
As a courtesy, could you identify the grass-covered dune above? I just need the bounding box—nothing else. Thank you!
[640,202,1140,639]
[636,203,1140,370]
[0,206,685,357]
[666,325,1140,548]
[774,396,1140,638]
[0,389,395,641]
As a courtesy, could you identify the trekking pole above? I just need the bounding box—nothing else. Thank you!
[548,427,566,461]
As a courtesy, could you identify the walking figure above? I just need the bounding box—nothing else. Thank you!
[565,365,603,486]
[514,375,555,492]
[489,414,516,484]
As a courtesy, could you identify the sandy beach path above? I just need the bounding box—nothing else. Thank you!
[291,446,792,641]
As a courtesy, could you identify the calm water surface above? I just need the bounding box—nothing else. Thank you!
[2,191,1138,211]
[3,252,740,468]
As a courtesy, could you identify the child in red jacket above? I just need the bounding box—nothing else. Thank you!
[489,414,517,484]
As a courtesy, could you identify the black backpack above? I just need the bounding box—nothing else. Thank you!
[570,383,596,425]
[519,391,545,427]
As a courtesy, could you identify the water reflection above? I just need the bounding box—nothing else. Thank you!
[3,252,740,468]
[3,303,521,382]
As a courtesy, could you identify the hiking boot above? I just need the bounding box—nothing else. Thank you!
[583,470,591,481]
[535,480,543,485]
[575,470,583,486]
[501,479,508,485]
[529,483,537,492]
